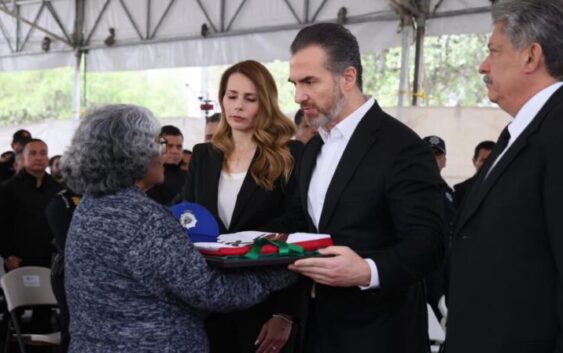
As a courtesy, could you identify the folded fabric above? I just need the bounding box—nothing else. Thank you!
[194,232,333,257]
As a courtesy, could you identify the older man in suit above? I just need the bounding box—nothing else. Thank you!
[445,1,563,353]
[287,23,445,353]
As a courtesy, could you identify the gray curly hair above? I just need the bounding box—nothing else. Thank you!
[62,104,161,196]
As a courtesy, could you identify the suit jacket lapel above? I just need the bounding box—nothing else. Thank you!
[229,149,260,230]
[299,136,324,231]
[456,85,563,232]
[206,148,227,231]
[318,105,381,231]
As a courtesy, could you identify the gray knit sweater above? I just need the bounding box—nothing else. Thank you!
[65,187,296,353]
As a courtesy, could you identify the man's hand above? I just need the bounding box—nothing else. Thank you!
[255,315,293,353]
[288,246,371,287]
[4,256,22,271]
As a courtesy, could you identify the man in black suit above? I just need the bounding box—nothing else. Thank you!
[445,1,563,352]
[287,23,445,353]
[452,140,495,207]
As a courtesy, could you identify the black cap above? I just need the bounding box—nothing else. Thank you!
[423,135,446,154]
[12,129,31,145]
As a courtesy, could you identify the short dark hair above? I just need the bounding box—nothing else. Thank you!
[1,151,15,159]
[22,138,47,152]
[160,125,183,138]
[12,129,31,145]
[294,109,304,126]
[206,113,221,124]
[182,149,192,155]
[473,140,496,160]
[49,155,61,167]
[291,23,363,91]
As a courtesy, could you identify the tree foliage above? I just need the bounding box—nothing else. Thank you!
[0,33,492,125]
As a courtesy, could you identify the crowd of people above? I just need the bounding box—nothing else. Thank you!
[0,0,561,352]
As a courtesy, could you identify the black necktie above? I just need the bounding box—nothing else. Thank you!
[481,126,511,182]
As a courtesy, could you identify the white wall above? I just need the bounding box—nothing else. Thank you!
[1,106,510,186]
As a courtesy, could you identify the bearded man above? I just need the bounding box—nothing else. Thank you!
[287,23,445,353]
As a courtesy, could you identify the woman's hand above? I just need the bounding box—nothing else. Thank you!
[255,314,293,353]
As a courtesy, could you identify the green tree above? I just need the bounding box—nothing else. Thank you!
[0,33,493,125]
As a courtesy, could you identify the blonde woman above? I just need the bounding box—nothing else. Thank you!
[182,60,304,353]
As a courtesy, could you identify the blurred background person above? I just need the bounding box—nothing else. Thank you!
[0,151,14,163]
[0,130,31,182]
[62,104,295,353]
[0,138,61,336]
[205,113,221,142]
[423,135,456,226]
[180,149,192,172]
[423,135,456,321]
[0,138,61,270]
[181,60,304,353]
[0,151,15,182]
[11,129,31,154]
[146,125,185,205]
[453,140,495,207]
[46,185,80,353]
[13,151,24,174]
[293,109,318,144]
[49,154,63,184]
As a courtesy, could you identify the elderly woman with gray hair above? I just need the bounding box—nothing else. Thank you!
[62,104,296,353]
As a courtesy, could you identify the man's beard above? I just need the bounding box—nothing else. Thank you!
[308,85,346,129]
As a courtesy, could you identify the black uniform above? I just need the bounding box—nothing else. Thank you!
[0,169,61,266]
[426,179,456,321]
[45,189,80,353]
[453,175,476,209]
[0,169,61,338]
[0,160,14,183]
[146,163,186,205]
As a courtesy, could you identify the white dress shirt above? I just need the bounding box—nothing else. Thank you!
[307,97,380,289]
[488,81,563,174]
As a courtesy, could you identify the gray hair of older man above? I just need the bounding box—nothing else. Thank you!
[492,0,563,79]
[62,104,161,196]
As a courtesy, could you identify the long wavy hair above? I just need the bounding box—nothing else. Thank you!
[213,60,296,191]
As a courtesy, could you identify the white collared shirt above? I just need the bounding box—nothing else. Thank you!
[489,81,563,173]
[307,97,380,289]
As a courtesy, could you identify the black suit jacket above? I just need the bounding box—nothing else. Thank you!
[453,175,476,208]
[181,140,306,353]
[146,163,186,206]
[299,101,445,353]
[446,85,563,353]
[181,140,304,234]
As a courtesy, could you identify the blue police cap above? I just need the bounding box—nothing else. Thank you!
[169,202,220,243]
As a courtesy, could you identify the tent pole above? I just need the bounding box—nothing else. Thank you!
[72,0,85,121]
[398,17,412,107]
[72,50,82,121]
[412,13,426,106]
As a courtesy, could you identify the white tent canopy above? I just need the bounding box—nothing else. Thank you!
[0,0,494,72]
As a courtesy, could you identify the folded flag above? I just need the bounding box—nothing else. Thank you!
[169,203,333,259]
[194,231,333,257]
